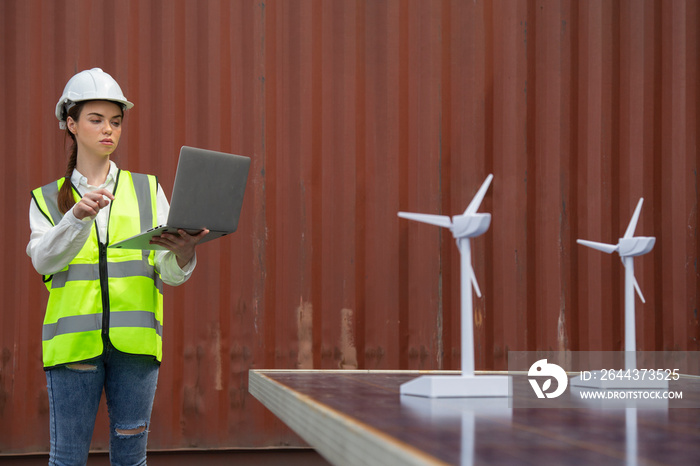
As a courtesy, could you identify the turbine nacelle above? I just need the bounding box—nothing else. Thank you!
[451,213,491,239]
[618,237,655,257]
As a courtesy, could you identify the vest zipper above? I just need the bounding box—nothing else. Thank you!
[98,241,110,335]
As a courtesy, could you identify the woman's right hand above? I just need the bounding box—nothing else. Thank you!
[73,188,115,220]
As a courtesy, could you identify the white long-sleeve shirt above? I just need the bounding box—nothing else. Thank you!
[27,161,195,286]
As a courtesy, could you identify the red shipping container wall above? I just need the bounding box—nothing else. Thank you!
[0,0,697,454]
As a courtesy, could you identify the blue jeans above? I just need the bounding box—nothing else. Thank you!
[46,336,159,466]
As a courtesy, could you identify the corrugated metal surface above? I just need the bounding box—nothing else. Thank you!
[0,0,697,454]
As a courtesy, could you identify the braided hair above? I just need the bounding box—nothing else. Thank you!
[56,102,85,214]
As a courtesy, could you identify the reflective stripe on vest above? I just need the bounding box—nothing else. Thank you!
[49,261,164,293]
[32,170,163,368]
[42,311,163,341]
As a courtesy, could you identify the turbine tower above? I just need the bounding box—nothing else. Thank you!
[398,174,509,398]
[572,198,664,390]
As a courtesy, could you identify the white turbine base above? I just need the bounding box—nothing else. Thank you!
[570,371,669,389]
[400,374,511,398]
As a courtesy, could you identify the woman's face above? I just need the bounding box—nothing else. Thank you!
[67,100,123,158]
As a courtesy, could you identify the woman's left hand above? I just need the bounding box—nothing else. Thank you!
[150,229,210,268]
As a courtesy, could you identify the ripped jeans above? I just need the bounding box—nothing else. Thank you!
[45,336,159,466]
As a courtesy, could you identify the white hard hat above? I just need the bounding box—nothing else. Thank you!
[55,68,134,129]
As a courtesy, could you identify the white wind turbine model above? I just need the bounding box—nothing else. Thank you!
[571,198,666,389]
[398,174,510,398]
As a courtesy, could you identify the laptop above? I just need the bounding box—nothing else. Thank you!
[109,146,251,250]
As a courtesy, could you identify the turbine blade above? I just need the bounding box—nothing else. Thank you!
[577,239,619,254]
[469,263,482,298]
[633,276,646,303]
[464,174,494,215]
[624,198,644,239]
[398,212,452,228]
[622,256,647,304]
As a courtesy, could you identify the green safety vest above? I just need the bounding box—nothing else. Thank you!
[31,170,164,368]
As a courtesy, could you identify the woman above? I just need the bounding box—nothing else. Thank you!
[27,68,208,465]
